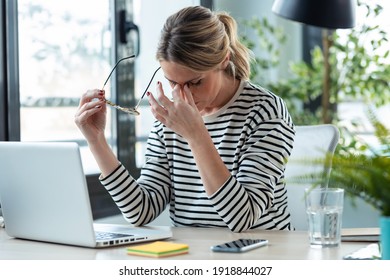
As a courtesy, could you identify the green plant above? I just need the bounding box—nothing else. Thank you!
[240,17,286,85]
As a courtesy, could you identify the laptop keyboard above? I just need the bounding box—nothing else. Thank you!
[95,231,134,241]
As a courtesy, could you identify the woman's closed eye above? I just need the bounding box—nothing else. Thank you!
[168,81,178,87]
[168,79,202,88]
[188,79,202,87]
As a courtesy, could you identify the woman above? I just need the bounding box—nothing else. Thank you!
[75,6,295,232]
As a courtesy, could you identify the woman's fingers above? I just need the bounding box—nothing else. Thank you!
[149,82,197,116]
[76,99,105,118]
[171,84,184,102]
[79,89,105,107]
[155,81,174,109]
[74,89,106,125]
[148,91,167,116]
[182,84,195,106]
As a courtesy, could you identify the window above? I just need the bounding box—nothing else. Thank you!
[18,0,113,174]
[337,0,390,148]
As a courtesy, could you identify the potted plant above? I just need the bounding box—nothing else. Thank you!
[304,111,390,259]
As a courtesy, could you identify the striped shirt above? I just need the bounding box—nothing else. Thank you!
[100,80,295,232]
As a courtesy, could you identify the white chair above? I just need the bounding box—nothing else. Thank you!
[284,124,381,230]
[284,124,340,230]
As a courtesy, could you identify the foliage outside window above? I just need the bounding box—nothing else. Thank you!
[241,0,390,130]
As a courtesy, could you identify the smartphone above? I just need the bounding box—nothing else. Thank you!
[210,238,268,253]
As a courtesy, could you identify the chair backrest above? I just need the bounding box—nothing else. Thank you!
[284,124,340,230]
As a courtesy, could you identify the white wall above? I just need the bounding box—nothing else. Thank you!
[133,0,200,97]
[214,0,302,83]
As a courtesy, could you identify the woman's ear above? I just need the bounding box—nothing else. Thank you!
[221,53,230,70]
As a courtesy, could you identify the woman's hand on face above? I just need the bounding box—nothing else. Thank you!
[74,89,107,143]
[148,82,205,141]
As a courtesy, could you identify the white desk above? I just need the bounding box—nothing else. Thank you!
[0,225,375,260]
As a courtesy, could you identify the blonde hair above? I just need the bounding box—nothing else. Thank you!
[156,6,251,80]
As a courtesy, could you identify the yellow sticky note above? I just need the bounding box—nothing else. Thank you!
[127,241,189,258]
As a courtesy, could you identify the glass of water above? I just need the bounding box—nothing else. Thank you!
[305,188,344,248]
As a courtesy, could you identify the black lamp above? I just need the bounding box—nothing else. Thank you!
[272,0,356,29]
[272,0,357,123]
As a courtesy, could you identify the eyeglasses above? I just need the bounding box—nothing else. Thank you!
[102,55,161,116]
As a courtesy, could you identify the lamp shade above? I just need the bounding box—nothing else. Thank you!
[272,0,357,29]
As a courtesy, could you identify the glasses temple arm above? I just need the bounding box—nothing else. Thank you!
[101,55,136,90]
[134,66,161,110]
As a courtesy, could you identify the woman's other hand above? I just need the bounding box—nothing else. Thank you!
[74,89,107,144]
[148,83,205,142]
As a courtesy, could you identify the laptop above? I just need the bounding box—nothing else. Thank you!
[0,141,172,248]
